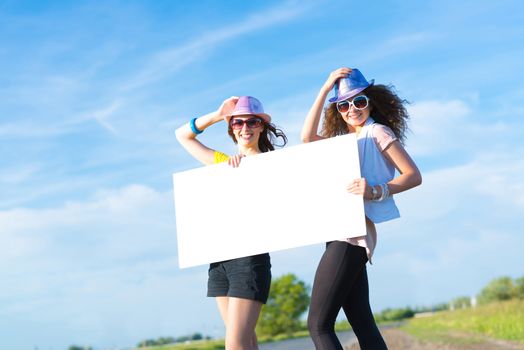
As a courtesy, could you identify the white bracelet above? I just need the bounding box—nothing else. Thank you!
[381,183,389,201]
[374,183,390,202]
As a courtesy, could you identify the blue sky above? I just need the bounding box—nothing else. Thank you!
[1,0,523,349]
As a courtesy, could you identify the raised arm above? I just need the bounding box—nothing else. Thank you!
[175,96,238,165]
[301,67,352,143]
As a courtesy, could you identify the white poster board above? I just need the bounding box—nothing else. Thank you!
[173,134,366,268]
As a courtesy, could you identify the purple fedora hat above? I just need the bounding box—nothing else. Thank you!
[328,69,374,103]
[225,96,271,123]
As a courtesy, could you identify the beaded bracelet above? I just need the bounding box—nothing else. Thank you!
[189,117,203,135]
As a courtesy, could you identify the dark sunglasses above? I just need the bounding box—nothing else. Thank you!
[230,117,264,130]
[336,95,369,113]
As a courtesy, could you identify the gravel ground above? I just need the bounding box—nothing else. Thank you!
[345,328,524,350]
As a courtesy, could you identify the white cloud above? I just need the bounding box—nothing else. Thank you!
[366,150,524,309]
[470,154,524,206]
[0,184,176,267]
[414,152,524,215]
[407,99,472,156]
[0,184,198,348]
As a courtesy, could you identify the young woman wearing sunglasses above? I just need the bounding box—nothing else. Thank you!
[175,95,287,350]
[301,68,422,350]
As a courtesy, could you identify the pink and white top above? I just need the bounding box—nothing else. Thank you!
[345,118,400,262]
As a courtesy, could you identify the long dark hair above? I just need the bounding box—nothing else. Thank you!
[321,84,410,144]
[228,122,288,152]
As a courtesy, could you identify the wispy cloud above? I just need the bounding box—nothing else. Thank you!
[0,120,72,138]
[381,32,437,54]
[73,99,123,135]
[0,164,40,185]
[121,1,309,90]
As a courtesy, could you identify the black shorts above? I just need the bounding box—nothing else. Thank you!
[207,253,271,304]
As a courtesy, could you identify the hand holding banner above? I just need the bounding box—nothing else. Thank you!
[173,134,365,268]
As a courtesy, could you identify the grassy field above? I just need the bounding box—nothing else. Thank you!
[133,331,312,350]
[134,339,225,350]
[137,299,524,349]
[402,299,524,344]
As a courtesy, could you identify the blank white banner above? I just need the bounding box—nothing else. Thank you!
[173,134,366,268]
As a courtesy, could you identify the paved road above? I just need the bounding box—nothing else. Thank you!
[259,331,356,350]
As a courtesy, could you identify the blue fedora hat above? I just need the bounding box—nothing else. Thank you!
[329,68,374,103]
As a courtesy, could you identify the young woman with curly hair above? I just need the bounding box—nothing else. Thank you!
[176,95,287,350]
[301,68,422,350]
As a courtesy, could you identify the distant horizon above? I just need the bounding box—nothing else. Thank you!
[1,1,523,349]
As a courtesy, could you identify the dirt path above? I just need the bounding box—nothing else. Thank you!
[344,328,524,350]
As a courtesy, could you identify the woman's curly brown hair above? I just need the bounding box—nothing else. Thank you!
[228,121,288,152]
[321,84,410,144]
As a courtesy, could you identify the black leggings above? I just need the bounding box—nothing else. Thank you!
[307,241,387,350]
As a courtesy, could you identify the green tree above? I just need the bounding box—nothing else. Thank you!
[191,332,203,340]
[257,273,310,336]
[138,336,175,347]
[478,276,515,304]
[137,339,157,347]
[449,296,471,309]
[158,336,175,345]
[68,346,92,350]
[375,307,414,322]
[514,276,524,299]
